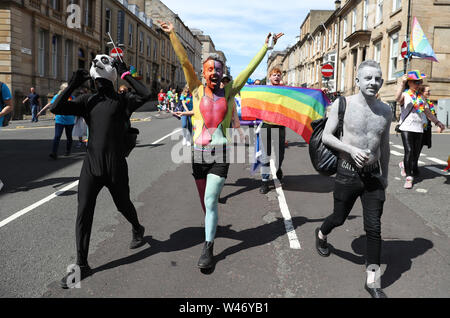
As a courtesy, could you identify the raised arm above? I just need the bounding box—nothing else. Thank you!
[395,75,407,105]
[231,33,284,96]
[50,70,90,117]
[115,61,152,114]
[159,21,202,92]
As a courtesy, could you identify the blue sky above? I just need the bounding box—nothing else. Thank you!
[161,0,334,80]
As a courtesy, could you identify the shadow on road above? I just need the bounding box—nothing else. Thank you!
[331,235,433,288]
[414,165,450,185]
[0,139,86,195]
[91,216,334,276]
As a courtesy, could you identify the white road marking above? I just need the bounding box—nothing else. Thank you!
[0,128,182,229]
[270,159,301,250]
[391,150,403,156]
[392,145,404,150]
[416,188,428,193]
[0,181,79,229]
[427,157,448,165]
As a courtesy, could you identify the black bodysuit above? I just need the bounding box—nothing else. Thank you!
[51,76,151,266]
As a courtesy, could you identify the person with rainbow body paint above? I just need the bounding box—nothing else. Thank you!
[159,20,283,270]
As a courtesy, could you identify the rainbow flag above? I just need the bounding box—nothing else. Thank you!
[409,17,438,62]
[240,85,330,143]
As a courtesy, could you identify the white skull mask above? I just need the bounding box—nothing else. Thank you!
[90,54,117,83]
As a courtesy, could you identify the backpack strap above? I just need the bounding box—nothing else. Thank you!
[337,96,347,138]
[0,82,4,108]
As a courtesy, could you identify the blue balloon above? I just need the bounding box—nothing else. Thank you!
[247,78,254,85]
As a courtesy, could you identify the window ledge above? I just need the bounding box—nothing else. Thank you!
[390,8,402,18]
[386,79,397,85]
[374,21,383,29]
[434,0,450,5]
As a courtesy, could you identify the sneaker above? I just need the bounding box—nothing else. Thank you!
[404,176,413,189]
[49,153,58,160]
[130,225,145,249]
[399,162,406,177]
[276,169,283,181]
[0,179,4,192]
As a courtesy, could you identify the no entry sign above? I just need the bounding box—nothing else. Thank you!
[401,41,408,59]
[110,47,124,59]
[322,64,334,78]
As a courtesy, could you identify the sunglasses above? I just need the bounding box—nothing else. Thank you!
[413,80,423,85]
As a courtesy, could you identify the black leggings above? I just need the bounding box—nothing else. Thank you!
[400,131,423,177]
[320,160,385,266]
[76,158,141,266]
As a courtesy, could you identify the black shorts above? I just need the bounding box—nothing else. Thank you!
[192,148,230,180]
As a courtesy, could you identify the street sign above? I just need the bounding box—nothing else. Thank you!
[401,41,408,59]
[110,47,124,59]
[322,63,334,78]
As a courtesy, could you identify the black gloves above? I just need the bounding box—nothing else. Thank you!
[69,70,91,87]
[113,59,129,78]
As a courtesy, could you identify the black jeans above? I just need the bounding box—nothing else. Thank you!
[400,130,423,177]
[320,159,386,266]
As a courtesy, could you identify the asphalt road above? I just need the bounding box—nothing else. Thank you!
[0,112,449,298]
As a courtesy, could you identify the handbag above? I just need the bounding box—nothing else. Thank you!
[309,96,346,176]
[395,104,414,133]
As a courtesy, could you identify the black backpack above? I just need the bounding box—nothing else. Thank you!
[308,96,346,176]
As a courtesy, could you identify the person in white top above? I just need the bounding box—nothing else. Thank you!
[395,71,445,189]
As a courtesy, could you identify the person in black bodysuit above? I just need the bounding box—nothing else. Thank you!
[52,55,151,288]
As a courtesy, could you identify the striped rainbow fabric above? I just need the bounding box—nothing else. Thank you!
[240,85,330,143]
[409,17,438,62]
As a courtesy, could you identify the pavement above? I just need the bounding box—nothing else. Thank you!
[0,110,449,299]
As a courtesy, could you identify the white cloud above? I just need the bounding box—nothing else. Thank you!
[160,0,334,79]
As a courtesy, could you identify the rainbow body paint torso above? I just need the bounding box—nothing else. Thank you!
[169,30,268,150]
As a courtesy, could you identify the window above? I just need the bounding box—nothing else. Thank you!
[352,8,357,33]
[363,0,369,30]
[146,63,151,83]
[342,16,347,46]
[389,32,399,80]
[328,29,332,47]
[334,23,338,44]
[38,30,45,77]
[376,0,383,25]
[84,0,94,28]
[51,35,58,79]
[147,36,151,57]
[161,39,165,57]
[117,10,125,44]
[153,40,157,60]
[139,31,143,54]
[51,0,61,11]
[64,40,72,81]
[161,64,165,80]
[105,8,111,34]
[393,0,401,11]
[340,59,346,92]
[374,41,381,63]
[128,23,133,46]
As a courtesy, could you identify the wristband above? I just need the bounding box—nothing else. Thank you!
[121,71,131,80]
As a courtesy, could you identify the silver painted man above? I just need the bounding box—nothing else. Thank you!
[315,60,392,298]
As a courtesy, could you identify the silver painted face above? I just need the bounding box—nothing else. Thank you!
[90,54,117,83]
[356,66,383,97]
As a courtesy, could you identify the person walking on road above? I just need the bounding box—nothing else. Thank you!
[0,81,13,192]
[22,87,41,123]
[51,55,151,288]
[161,19,284,270]
[315,60,392,298]
[179,85,193,146]
[395,71,445,189]
[38,83,76,159]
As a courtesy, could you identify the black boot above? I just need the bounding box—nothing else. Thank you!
[315,227,330,257]
[130,225,145,249]
[365,282,387,298]
[197,241,214,269]
[259,181,270,194]
[60,264,92,289]
[276,169,283,181]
